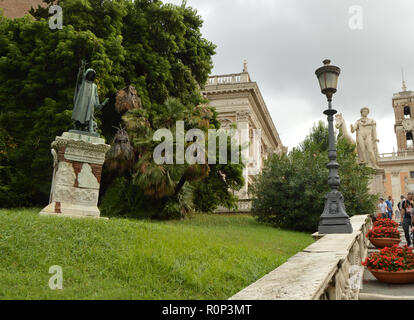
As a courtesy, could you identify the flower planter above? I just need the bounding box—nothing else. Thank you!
[369,237,401,248]
[363,245,414,284]
[369,269,414,284]
[374,218,399,228]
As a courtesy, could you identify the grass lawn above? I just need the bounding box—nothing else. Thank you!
[0,208,313,300]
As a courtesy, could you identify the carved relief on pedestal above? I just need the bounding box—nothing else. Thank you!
[64,144,108,165]
[52,185,99,206]
[51,132,110,165]
[54,161,76,187]
[78,163,100,189]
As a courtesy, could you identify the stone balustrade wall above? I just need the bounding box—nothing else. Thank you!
[379,150,414,161]
[229,215,372,300]
[207,72,251,85]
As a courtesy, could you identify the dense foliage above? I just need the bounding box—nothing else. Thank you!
[251,121,377,232]
[101,97,243,218]
[0,0,243,215]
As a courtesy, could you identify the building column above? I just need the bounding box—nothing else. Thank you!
[236,110,251,199]
[390,171,402,202]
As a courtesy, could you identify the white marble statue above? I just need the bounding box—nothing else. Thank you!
[350,107,380,169]
[335,113,356,146]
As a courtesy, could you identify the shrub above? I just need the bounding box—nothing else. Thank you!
[251,122,377,232]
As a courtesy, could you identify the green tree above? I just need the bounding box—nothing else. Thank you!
[251,121,377,232]
[0,0,244,215]
[101,96,243,218]
[0,11,124,206]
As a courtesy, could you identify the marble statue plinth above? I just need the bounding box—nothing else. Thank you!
[39,132,110,218]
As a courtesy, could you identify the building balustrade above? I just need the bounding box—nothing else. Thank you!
[379,150,414,161]
[206,72,250,85]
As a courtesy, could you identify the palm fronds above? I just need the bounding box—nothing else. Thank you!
[133,153,176,198]
[115,85,142,114]
[106,126,135,174]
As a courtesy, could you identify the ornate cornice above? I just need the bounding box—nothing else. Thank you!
[51,133,111,165]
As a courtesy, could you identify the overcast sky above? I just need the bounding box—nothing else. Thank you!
[168,0,414,153]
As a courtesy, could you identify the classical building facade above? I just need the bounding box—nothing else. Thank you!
[379,82,414,201]
[202,62,287,211]
[0,0,44,18]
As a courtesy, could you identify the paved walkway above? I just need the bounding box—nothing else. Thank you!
[359,217,414,300]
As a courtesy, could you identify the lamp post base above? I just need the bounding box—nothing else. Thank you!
[318,190,353,234]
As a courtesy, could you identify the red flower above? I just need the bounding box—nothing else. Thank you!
[366,226,400,239]
[364,246,414,272]
[374,219,399,228]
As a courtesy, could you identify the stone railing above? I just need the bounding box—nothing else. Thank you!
[206,72,250,85]
[215,199,252,214]
[379,150,414,161]
[229,215,372,300]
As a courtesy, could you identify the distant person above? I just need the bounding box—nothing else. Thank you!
[389,195,395,209]
[400,192,414,247]
[385,196,393,219]
[378,198,387,219]
[397,195,406,221]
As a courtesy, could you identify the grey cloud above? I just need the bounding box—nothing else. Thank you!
[169,0,414,152]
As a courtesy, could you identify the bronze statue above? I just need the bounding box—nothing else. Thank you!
[71,60,108,135]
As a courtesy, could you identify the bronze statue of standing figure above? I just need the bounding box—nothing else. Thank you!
[71,60,108,136]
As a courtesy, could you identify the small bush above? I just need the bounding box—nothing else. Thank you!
[251,122,377,232]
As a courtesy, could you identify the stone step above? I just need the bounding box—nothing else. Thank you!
[359,293,414,300]
[359,268,414,300]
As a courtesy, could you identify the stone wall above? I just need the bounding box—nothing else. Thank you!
[379,152,414,202]
[229,215,372,300]
[0,0,44,18]
[215,199,252,214]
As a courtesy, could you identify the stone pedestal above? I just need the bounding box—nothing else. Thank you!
[369,168,386,196]
[40,132,110,218]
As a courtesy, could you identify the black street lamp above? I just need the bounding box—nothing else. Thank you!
[315,59,353,234]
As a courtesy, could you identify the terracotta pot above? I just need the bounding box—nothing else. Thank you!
[369,237,401,248]
[369,269,414,284]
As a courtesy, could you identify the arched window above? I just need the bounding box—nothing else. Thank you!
[404,106,411,119]
[407,132,413,148]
